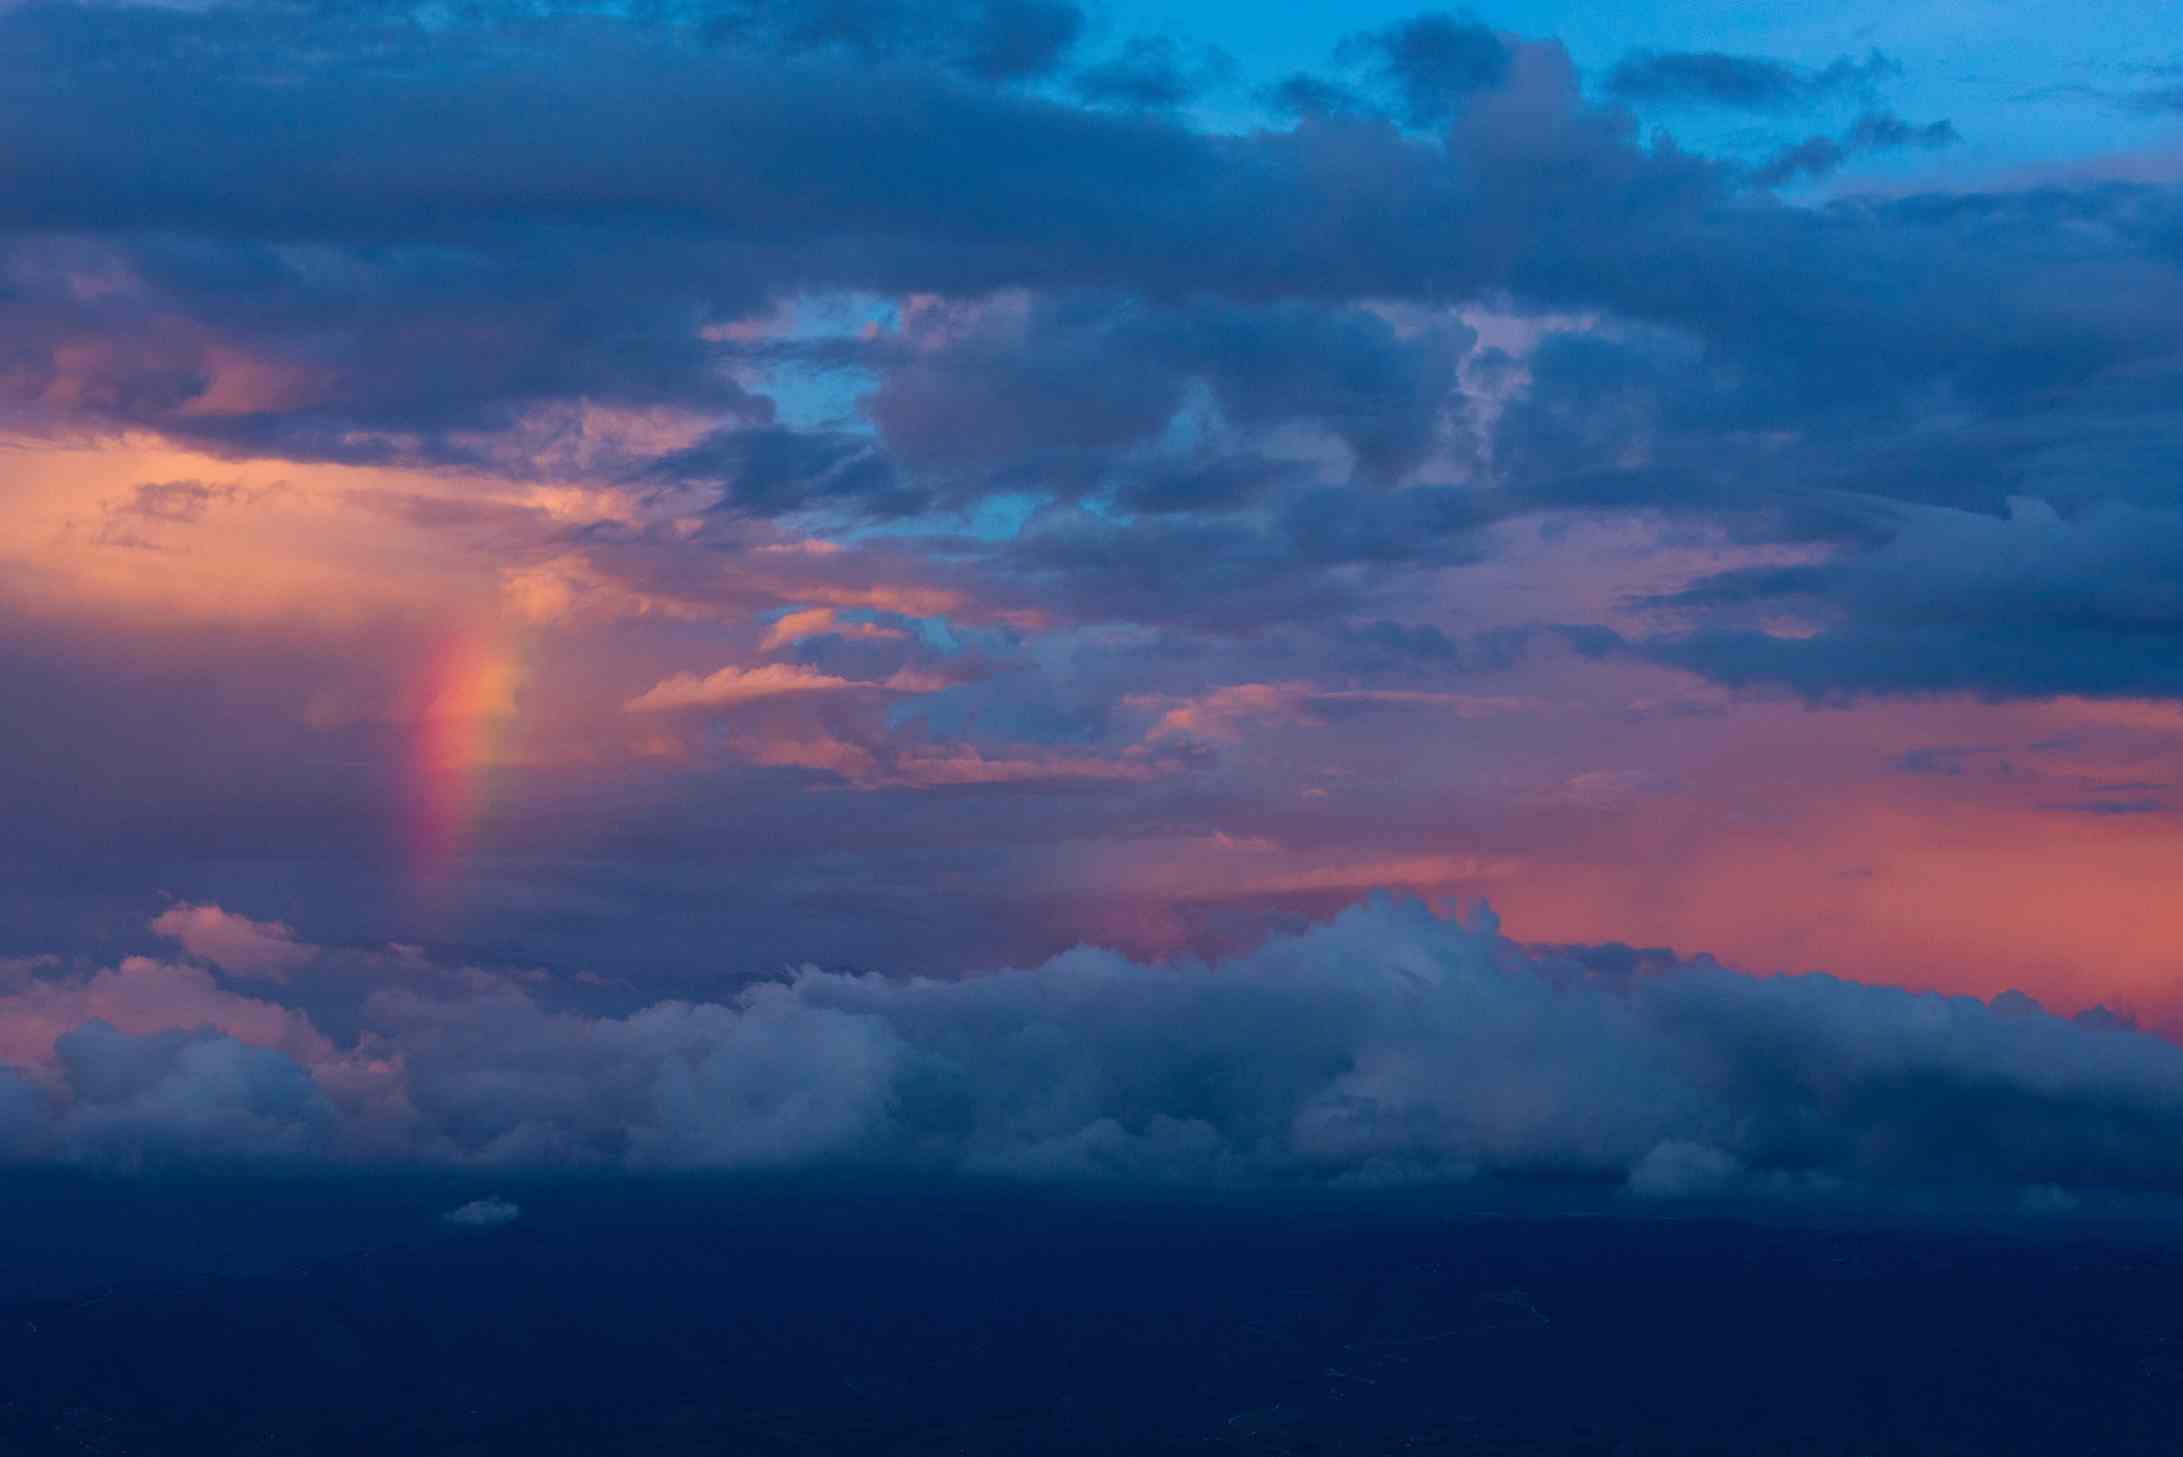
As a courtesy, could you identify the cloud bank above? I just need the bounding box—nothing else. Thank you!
[3,899,2179,1213]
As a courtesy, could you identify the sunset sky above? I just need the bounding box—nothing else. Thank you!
[7,0,2183,1194]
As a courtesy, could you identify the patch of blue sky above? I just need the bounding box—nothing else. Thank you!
[746,291,897,431]
[1112,0,2181,174]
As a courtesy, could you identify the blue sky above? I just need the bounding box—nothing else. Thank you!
[1125,0,2180,172]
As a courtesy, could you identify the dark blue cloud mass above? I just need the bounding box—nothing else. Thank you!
[3,898,2180,1215]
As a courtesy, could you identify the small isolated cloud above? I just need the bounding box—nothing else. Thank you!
[443,1196,523,1229]
[1628,1139,1741,1199]
[149,903,315,981]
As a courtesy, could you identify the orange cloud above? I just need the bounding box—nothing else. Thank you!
[759,607,909,652]
[0,958,331,1077]
[150,903,316,981]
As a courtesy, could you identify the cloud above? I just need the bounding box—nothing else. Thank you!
[759,607,907,652]
[443,1195,522,1228]
[1261,72,1371,120]
[5,0,2166,572]
[1646,499,2183,701]
[624,662,942,713]
[8,1,2183,1137]
[151,902,315,981]
[1333,13,1512,128]
[0,955,329,1073]
[45,1020,334,1168]
[1627,1139,1741,1199]
[702,0,1085,81]
[1755,110,1961,186]
[2124,84,2183,116]
[1073,35,1236,111]
[650,426,923,520]
[1605,47,1899,112]
[9,898,2183,1212]
[1133,682,1533,745]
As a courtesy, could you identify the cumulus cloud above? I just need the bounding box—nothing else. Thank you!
[1627,1139,1741,1199]
[0,955,329,1072]
[443,1195,522,1228]
[7,899,2183,1212]
[151,902,315,981]
[46,1020,334,1168]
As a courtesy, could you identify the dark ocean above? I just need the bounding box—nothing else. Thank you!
[3,1173,2180,1454]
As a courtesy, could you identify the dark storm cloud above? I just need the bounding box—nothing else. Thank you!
[988,477,1505,632]
[0,230,775,467]
[1645,501,2183,701]
[1109,454,1307,515]
[0,7,1712,296]
[2,0,2182,709]
[862,292,1474,496]
[1605,47,1899,113]
[0,0,2090,507]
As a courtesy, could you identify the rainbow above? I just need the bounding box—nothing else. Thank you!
[404,628,521,887]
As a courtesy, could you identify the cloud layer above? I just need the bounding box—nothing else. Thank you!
[4,899,2179,1215]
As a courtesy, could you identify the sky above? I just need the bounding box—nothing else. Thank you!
[5,0,2183,1201]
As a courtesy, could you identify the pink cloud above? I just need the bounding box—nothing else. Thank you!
[624,662,944,713]
[759,607,908,652]
[151,902,315,981]
[0,956,330,1074]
